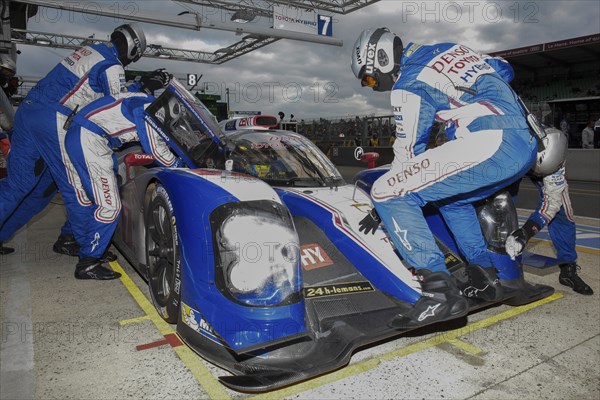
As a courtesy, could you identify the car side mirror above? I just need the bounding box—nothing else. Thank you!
[360,152,379,169]
[124,153,155,181]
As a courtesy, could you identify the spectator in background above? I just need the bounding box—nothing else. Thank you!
[560,113,571,144]
[581,120,594,149]
[369,133,379,147]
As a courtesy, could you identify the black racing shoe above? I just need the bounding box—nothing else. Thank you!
[100,251,117,263]
[559,263,593,295]
[389,270,469,329]
[74,258,121,280]
[53,233,80,257]
[460,264,504,302]
[0,242,14,255]
[500,275,554,306]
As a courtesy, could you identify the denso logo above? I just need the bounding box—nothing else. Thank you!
[387,159,431,187]
[431,45,481,75]
[365,43,377,74]
[101,177,112,206]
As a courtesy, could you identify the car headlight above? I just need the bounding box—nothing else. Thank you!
[211,201,301,307]
[476,191,518,253]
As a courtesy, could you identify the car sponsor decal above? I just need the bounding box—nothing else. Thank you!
[300,243,334,271]
[304,281,375,299]
[181,302,219,343]
[444,253,463,270]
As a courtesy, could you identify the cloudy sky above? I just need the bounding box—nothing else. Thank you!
[15,0,600,120]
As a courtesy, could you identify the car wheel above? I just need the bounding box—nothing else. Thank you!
[145,184,181,323]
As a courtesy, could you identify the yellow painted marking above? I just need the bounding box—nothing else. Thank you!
[530,238,600,256]
[109,262,232,400]
[447,338,483,355]
[250,293,563,400]
[119,315,151,326]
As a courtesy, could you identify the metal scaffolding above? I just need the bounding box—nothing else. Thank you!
[174,0,381,15]
[8,0,379,64]
[10,28,279,64]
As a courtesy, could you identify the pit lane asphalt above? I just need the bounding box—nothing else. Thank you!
[0,191,598,399]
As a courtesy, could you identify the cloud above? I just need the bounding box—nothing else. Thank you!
[14,0,600,119]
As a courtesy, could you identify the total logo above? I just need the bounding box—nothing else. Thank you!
[133,154,154,161]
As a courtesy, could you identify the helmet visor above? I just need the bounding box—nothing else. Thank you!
[361,75,378,88]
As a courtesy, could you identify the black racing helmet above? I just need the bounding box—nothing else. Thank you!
[351,27,403,92]
[110,23,147,66]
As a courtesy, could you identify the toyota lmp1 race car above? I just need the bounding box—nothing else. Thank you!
[113,79,555,392]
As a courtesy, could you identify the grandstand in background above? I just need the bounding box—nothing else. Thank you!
[305,33,600,149]
[491,33,600,148]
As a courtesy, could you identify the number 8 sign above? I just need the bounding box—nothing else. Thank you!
[318,15,333,36]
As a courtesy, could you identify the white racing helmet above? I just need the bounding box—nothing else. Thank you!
[110,23,147,66]
[351,27,403,92]
[532,127,568,177]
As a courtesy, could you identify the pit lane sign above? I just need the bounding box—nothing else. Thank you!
[273,5,333,37]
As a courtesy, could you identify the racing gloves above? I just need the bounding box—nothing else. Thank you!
[140,69,171,95]
[505,219,541,260]
[358,208,381,235]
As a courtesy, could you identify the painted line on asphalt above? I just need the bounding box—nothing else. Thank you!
[136,333,183,351]
[109,261,232,400]
[249,293,564,400]
[447,338,483,355]
[530,238,600,256]
[119,315,151,326]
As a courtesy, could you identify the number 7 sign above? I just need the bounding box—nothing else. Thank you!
[318,15,333,36]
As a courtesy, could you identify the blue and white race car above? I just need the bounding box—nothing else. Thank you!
[113,79,553,392]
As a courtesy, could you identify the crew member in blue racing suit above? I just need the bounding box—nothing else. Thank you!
[351,28,537,326]
[64,85,181,279]
[505,129,593,295]
[0,23,147,276]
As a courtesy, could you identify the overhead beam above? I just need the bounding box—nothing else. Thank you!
[14,0,343,46]
[11,28,279,64]
[11,28,217,63]
[174,0,381,15]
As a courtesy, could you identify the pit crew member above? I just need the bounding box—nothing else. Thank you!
[64,78,181,280]
[0,24,146,268]
[352,28,537,326]
[505,130,593,295]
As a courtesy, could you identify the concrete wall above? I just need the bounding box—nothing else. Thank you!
[331,147,600,182]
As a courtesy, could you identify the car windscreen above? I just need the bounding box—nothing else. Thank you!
[144,80,225,166]
[227,131,344,187]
